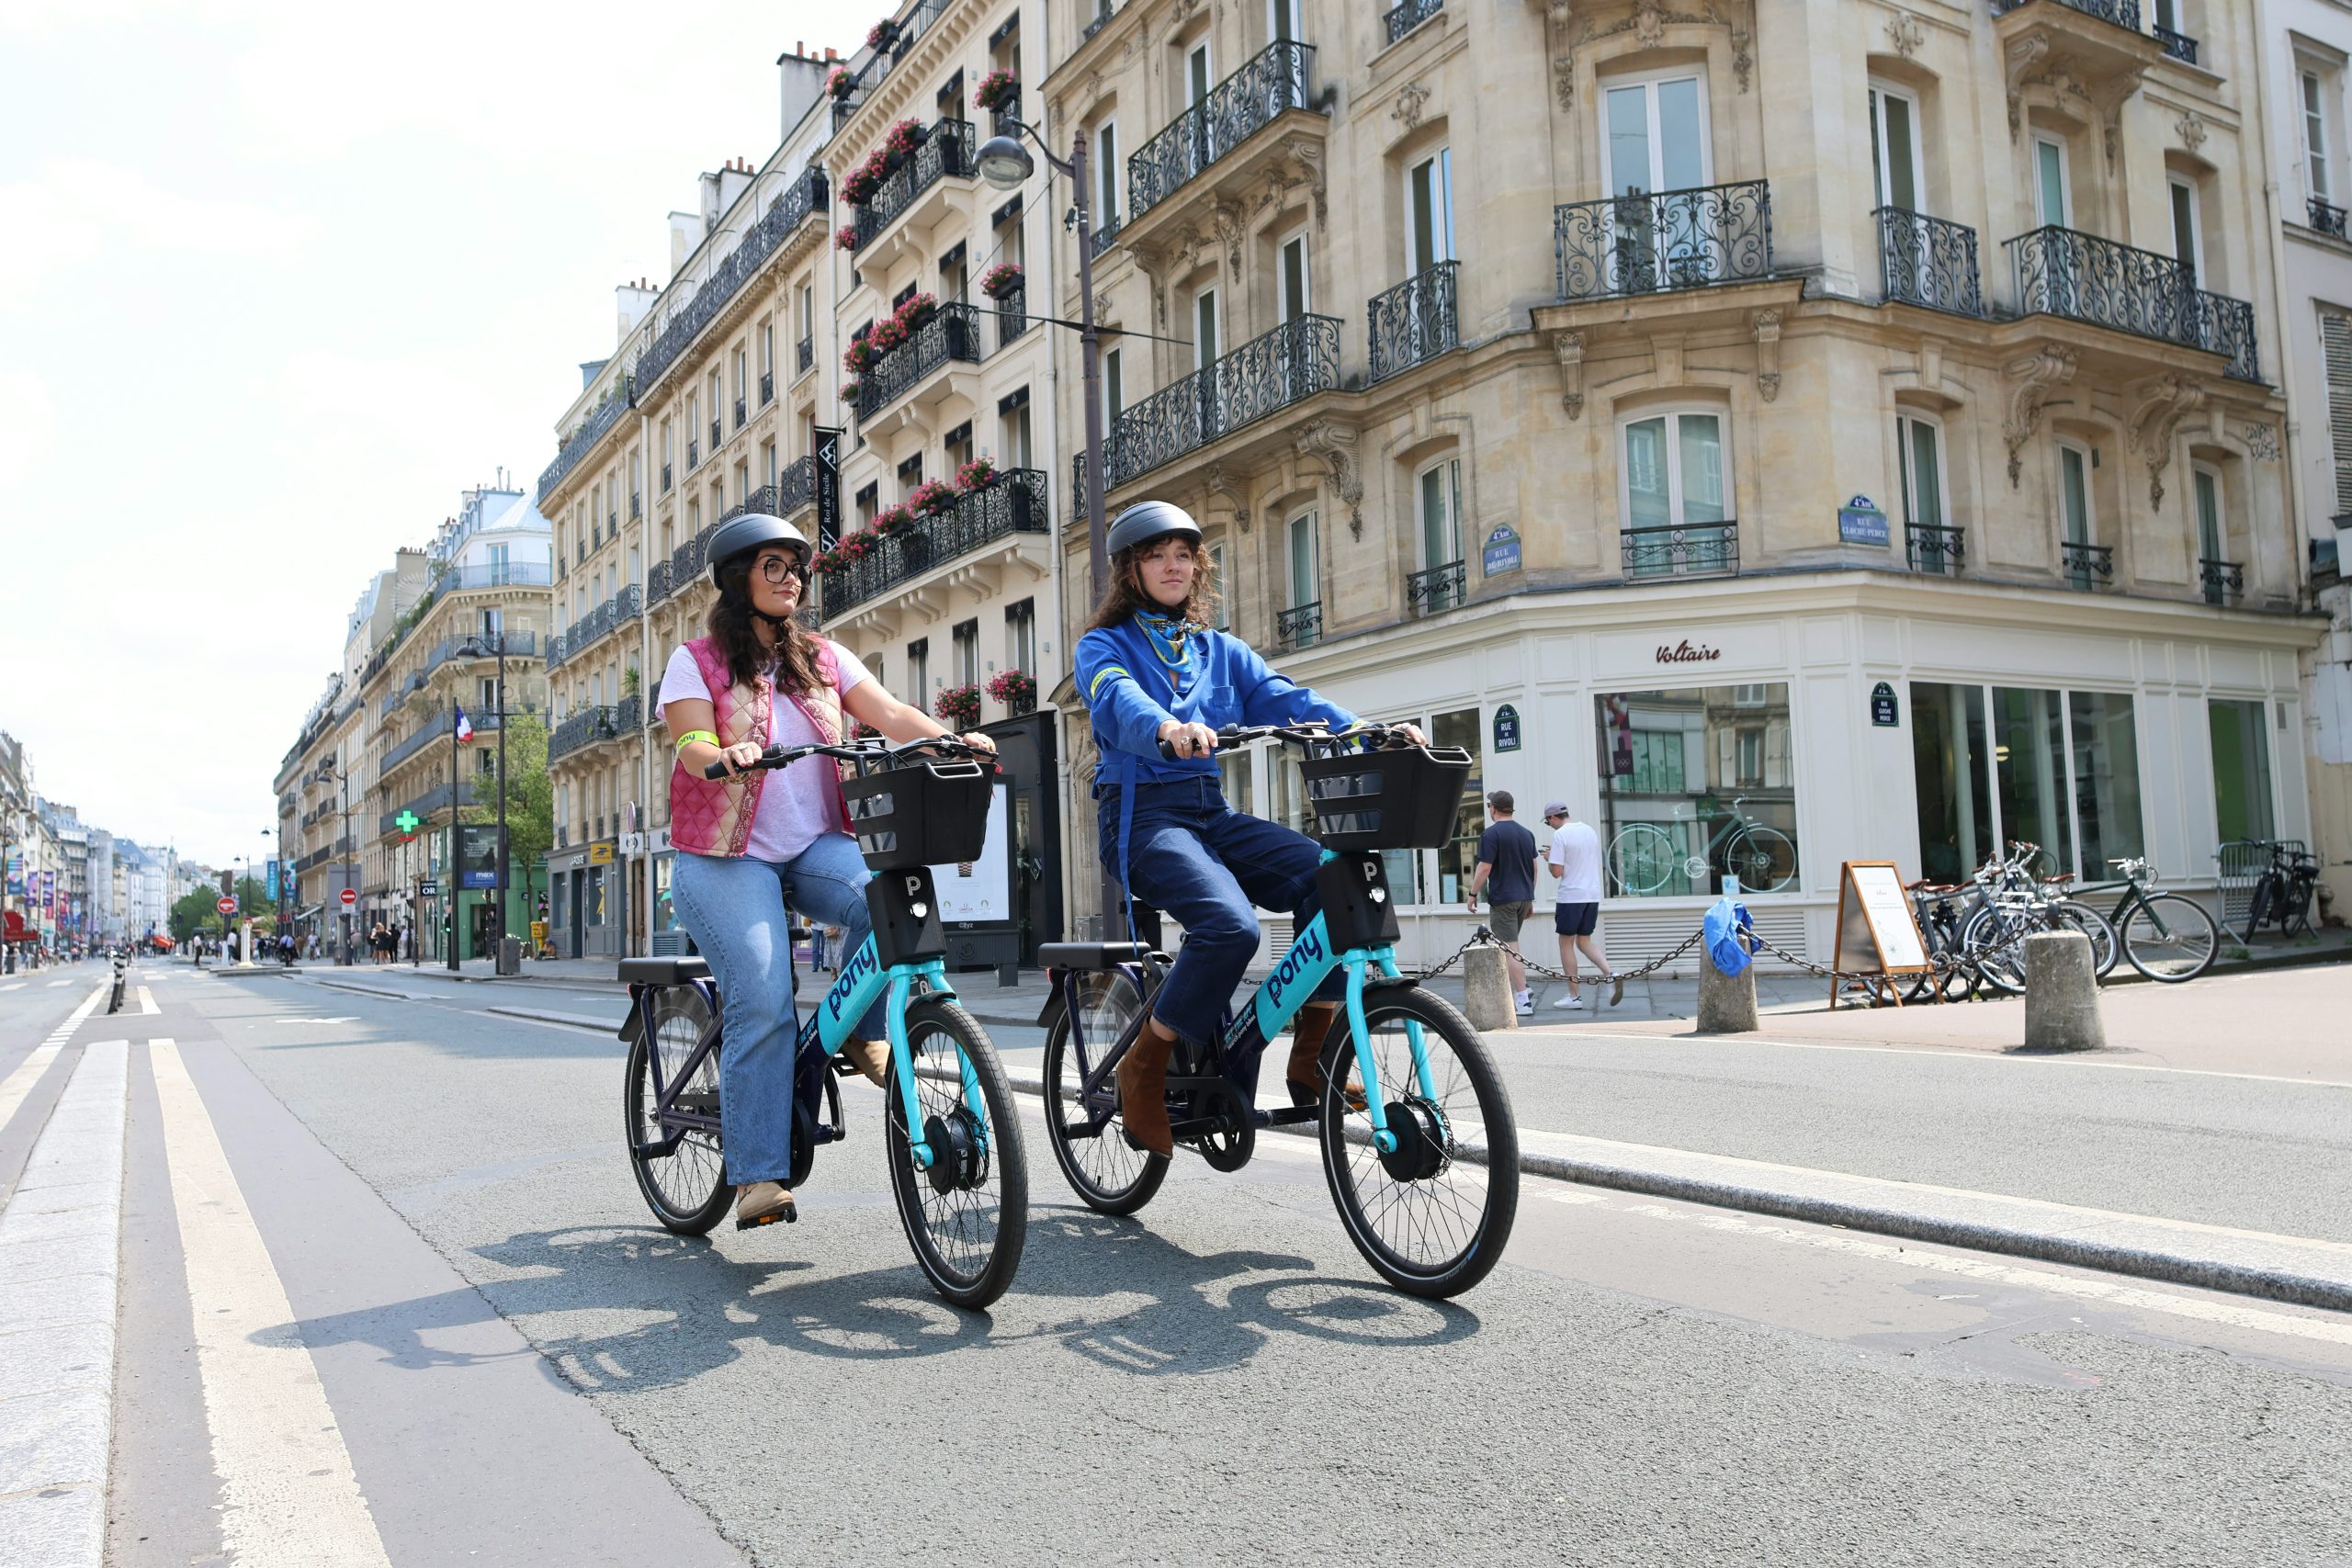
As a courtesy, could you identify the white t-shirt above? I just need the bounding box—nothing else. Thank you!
[1547,820,1604,904]
[659,640,872,863]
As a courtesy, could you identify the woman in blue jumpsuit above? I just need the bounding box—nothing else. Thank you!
[1075,502,1425,1156]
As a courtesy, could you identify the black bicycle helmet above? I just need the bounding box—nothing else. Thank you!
[707,513,810,588]
[1105,500,1203,556]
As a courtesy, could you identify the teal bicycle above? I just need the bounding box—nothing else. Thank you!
[1039,723,1520,1299]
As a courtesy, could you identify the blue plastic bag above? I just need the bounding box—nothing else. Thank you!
[1703,894,1756,976]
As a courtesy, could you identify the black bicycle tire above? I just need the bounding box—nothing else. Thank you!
[2120,893,2220,983]
[2050,899,2120,979]
[1040,971,1168,1215]
[882,998,1029,1310]
[1960,907,2026,995]
[623,992,731,1235]
[1317,987,1519,1300]
[2287,874,2318,939]
[1727,825,1799,894]
[2244,874,2273,944]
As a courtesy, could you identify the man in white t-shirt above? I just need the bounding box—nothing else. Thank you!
[1543,801,1621,1009]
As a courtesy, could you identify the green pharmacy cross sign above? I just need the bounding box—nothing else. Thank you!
[395,809,422,842]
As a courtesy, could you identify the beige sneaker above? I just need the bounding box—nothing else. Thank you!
[733,1180,797,1229]
[837,1038,890,1087]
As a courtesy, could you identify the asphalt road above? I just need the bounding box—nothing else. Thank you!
[4,962,2349,1566]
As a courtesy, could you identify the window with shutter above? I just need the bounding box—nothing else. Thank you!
[2324,311,2352,513]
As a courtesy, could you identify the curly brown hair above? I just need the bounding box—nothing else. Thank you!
[1081,539,1222,636]
[706,556,827,695]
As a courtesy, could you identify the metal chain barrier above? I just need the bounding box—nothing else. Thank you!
[1412,924,1985,1004]
[1407,926,1702,987]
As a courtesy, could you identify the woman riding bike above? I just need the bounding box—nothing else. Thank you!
[1075,501,1424,1156]
[662,512,994,1230]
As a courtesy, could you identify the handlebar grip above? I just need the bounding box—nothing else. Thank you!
[1156,738,1180,761]
[702,761,730,780]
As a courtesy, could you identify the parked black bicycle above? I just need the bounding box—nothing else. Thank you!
[2242,840,2319,943]
[2071,856,2222,981]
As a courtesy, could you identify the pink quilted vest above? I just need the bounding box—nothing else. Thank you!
[668,637,851,858]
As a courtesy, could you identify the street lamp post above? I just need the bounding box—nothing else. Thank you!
[314,761,355,965]
[457,634,510,973]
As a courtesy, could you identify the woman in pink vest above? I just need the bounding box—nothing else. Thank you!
[662,513,993,1231]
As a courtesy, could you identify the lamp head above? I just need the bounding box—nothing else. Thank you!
[977,133,1035,190]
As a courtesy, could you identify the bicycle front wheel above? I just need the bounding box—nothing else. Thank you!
[884,998,1029,1310]
[2050,900,2120,979]
[1317,987,1519,1300]
[1041,970,1167,1214]
[1610,824,1678,897]
[1960,907,2026,995]
[624,988,731,1235]
[2120,893,2220,982]
[1724,826,1799,894]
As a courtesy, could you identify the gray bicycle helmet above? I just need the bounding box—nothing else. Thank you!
[707,513,810,588]
[1105,500,1203,556]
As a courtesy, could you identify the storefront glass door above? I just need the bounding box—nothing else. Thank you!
[1992,687,2073,875]
[1910,682,1994,885]
[2208,699,2276,842]
[2069,692,2145,874]
[1911,682,2145,880]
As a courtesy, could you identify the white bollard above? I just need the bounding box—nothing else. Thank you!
[1462,944,1517,1032]
[2022,931,2105,1052]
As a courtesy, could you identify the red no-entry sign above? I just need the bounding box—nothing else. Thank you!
[216,896,237,915]
[339,888,359,907]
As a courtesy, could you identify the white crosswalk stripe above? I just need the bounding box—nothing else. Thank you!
[0,1043,63,1130]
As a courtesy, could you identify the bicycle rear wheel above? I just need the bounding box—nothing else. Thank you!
[884,998,1028,1310]
[1724,826,1798,894]
[2120,893,2219,982]
[624,989,731,1235]
[2049,900,2119,978]
[1609,824,1677,897]
[1041,970,1168,1214]
[1317,987,1518,1300]
[1960,907,2027,995]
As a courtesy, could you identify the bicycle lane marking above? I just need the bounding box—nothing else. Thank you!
[146,1038,395,1568]
[0,1044,64,1132]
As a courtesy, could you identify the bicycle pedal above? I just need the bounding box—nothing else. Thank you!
[734,1205,797,1230]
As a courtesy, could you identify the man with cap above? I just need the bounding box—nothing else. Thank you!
[1544,801,1622,1008]
[1466,790,1540,1016]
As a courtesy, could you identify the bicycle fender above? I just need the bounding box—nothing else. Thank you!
[618,985,646,1045]
[1035,985,1067,1034]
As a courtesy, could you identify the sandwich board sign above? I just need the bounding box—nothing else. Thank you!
[1830,861,1932,1006]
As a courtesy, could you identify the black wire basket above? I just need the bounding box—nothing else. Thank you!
[842,760,994,871]
[1302,744,1474,851]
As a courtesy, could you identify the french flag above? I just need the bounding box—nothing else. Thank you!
[455,707,475,743]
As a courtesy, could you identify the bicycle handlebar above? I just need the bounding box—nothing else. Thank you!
[703,733,995,780]
[1152,720,1423,761]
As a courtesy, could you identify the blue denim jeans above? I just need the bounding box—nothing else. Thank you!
[669,833,885,1185]
[1098,775,1337,1049]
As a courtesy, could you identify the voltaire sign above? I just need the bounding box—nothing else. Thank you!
[1654,639,1722,665]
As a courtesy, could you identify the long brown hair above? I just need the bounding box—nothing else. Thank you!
[1081,540,1222,636]
[706,556,827,695]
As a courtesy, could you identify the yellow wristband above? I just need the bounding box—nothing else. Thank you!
[675,729,719,754]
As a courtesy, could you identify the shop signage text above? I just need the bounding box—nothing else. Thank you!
[587,843,616,865]
[1655,639,1722,665]
[1492,704,1521,752]
[1838,495,1889,547]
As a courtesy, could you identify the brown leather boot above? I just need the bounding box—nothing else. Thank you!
[1285,1004,1366,1111]
[1116,1016,1177,1157]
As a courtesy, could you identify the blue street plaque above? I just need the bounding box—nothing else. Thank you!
[1838,494,1889,547]
[1493,704,1521,753]
[1481,524,1521,577]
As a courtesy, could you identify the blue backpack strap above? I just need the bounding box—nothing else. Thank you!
[1111,745,1140,943]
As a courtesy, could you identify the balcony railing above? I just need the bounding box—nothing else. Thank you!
[1905,523,1967,574]
[649,558,673,605]
[852,118,976,252]
[547,585,644,669]
[2311,197,2348,239]
[2007,226,2260,380]
[630,491,642,519]
[734,396,747,428]
[1990,0,2141,25]
[776,455,817,518]
[687,437,700,468]
[1277,601,1323,650]
[537,392,631,505]
[2199,557,2244,604]
[382,708,505,775]
[1623,521,1740,579]
[820,468,1048,620]
[1557,180,1774,300]
[709,417,721,450]
[1090,314,1340,491]
[379,781,475,837]
[759,371,774,405]
[855,303,984,416]
[427,561,552,596]
[1406,561,1465,615]
[615,693,642,735]
[996,288,1029,350]
[632,166,829,397]
[2062,539,2115,591]
[662,461,673,492]
[1129,41,1317,220]
[1091,211,1124,258]
[1367,262,1459,381]
[1385,0,1444,44]
[1876,208,1984,317]
[2152,23,2197,62]
[548,706,617,763]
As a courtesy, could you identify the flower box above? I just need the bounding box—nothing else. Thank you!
[984,668,1036,715]
[956,457,998,491]
[907,479,957,517]
[974,70,1018,112]
[935,683,981,730]
[979,262,1023,300]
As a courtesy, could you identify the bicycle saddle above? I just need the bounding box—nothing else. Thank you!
[1038,942,1159,972]
[617,956,710,985]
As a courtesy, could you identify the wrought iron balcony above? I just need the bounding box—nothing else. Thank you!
[1368,262,1459,382]
[1385,0,1444,43]
[2152,23,2197,62]
[662,461,673,492]
[996,288,1029,350]
[759,371,774,405]
[427,562,552,595]
[797,335,814,374]
[548,585,644,670]
[2007,225,2260,380]
[632,166,829,398]
[537,391,631,505]
[379,781,475,837]
[1623,521,1739,579]
[630,491,641,519]
[548,707,617,763]
[733,396,746,428]
[1091,211,1124,258]
[709,417,721,450]
[1556,180,1774,301]
[776,455,816,518]
[820,468,1048,620]
[855,303,984,417]
[852,119,976,253]
[687,437,700,469]
[615,693,642,734]
[2062,539,2115,591]
[648,558,673,605]
[1277,601,1323,650]
[382,707,506,776]
[1091,314,1340,491]
[2311,197,2348,239]
[1990,0,2140,25]
[1083,5,1112,40]
[1876,208,1984,317]
[1129,41,1317,221]
[1407,561,1465,616]
[2199,557,2244,604]
[1905,523,1967,574]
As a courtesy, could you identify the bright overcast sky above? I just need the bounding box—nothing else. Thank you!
[0,0,843,869]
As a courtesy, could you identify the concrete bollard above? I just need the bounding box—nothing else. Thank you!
[1695,953,1759,1033]
[2022,931,2105,1052]
[1462,944,1517,1032]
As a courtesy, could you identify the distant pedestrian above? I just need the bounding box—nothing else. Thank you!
[1543,801,1621,1009]
[1466,790,1540,1017]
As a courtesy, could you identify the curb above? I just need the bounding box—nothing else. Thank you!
[986,1066,2352,1315]
[484,1004,624,1033]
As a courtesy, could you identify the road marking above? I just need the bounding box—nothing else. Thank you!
[40,987,108,1049]
[47,979,71,987]
[136,987,159,1015]
[0,1043,63,1130]
[0,981,24,991]
[148,1040,394,1568]
[0,1041,127,1567]
[272,1017,359,1026]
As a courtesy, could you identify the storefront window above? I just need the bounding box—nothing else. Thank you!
[652,855,678,931]
[1912,682,1994,885]
[1594,684,1799,897]
[1993,686,2073,875]
[551,875,568,931]
[2068,692,2143,873]
[587,865,605,927]
[1911,682,2146,879]
[1432,707,1484,902]
[2209,698,2276,841]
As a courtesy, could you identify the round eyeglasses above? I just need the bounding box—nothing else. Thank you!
[759,557,808,585]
